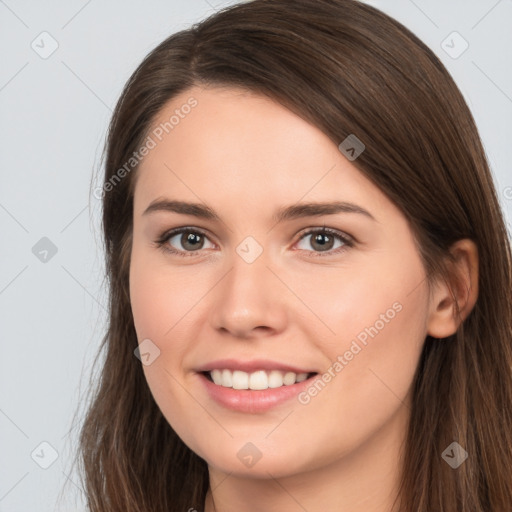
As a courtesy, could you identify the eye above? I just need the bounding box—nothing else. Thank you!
[154,226,354,258]
[155,227,215,257]
[294,226,353,256]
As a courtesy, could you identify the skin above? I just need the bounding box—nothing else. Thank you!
[129,85,478,512]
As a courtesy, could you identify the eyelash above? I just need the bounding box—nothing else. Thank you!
[154,225,354,258]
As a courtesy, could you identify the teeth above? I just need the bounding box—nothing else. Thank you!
[232,370,249,390]
[211,369,223,385]
[221,369,232,387]
[268,370,285,388]
[249,370,267,390]
[208,369,310,390]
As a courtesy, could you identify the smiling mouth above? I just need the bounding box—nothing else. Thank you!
[201,369,318,390]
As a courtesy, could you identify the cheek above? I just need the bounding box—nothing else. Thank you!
[298,247,429,423]
[315,307,424,464]
[129,249,209,411]
[129,246,199,348]
[129,254,206,446]
[129,257,162,342]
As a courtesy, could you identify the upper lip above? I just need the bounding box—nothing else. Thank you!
[196,358,317,374]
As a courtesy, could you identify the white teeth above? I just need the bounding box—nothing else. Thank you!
[211,369,222,385]
[221,369,232,387]
[268,370,285,388]
[208,369,311,389]
[232,370,249,389]
[283,372,296,385]
[249,370,268,390]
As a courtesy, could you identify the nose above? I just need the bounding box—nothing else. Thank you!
[210,248,288,339]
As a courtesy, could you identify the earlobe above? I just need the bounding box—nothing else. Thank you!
[426,239,479,339]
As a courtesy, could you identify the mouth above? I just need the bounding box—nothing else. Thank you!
[201,369,318,390]
[197,369,319,413]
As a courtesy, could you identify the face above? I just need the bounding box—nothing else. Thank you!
[129,85,432,478]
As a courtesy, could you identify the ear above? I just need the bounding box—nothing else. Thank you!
[426,239,479,339]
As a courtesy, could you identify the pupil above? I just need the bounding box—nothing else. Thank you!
[313,233,333,251]
[183,232,202,250]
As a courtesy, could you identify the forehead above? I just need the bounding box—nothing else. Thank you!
[133,85,393,221]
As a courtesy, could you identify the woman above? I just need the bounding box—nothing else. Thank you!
[74,0,512,510]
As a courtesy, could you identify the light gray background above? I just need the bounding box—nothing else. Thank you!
[1,1,511,510]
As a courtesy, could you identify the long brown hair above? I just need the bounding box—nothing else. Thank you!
[70,0,512,510]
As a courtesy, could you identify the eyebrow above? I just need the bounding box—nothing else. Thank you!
[142,198,377,223]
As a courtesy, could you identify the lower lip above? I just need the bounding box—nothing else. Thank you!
[197,372,317,413]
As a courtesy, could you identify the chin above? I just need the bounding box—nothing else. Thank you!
[194,437,317,479]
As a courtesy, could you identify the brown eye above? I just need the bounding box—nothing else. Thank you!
[176,231,205,251]
[156,228,215,257]
[295,228,353,256]
[310,232,336,251]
